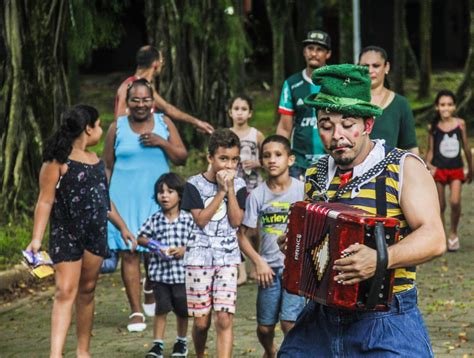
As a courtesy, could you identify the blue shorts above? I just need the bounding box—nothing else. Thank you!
[278,287,434,357]
[257,267,305,326]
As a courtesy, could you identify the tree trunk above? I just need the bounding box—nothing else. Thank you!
[1,1,69,217]
[339,0,353,64]
[264,0,293,119]
[285,9,301,76]
[145,0,248,145]
[418,0,432,99]
[403,12,420,80]
[456,0,474,123]
[286,0,323,75]
[392,0,406,94]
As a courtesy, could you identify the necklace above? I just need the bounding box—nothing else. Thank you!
[375,89,391,109]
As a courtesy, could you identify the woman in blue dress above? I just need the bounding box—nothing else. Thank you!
[103,79,188,331]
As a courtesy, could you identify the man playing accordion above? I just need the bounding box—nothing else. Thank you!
[278,64,446,357]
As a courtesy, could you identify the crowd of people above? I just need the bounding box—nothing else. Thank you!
[26,29,472,358]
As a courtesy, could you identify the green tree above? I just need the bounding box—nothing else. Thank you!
[0,0,123,218]
[264,0,294,108]
[286,0,324,74]
[418,0,432,99]
[338,0,353,64]
[456,0,474,123]
[145,0,248,142]
[392,0,406,95]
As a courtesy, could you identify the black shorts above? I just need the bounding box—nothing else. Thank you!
[153,282,188,318]
[49,209,109,264]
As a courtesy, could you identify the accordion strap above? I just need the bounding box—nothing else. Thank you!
[375,175,387,217]
[366,222,389,309]
[313,149,405,202]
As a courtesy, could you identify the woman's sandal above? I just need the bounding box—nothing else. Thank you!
[448,237,460,252]
[142,278,156,317]
[127,312,146,332]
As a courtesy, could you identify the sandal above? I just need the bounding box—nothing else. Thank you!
[127,312,146,332]
[448,237,460,252]
[142,278,156,317]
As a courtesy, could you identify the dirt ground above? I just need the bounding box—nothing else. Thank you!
[1,183,473,357]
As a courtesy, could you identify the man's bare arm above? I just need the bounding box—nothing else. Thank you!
[114,84,128,120]
[276,114,294,139]
[333,156,446,285]
[387,156,446,268]
[153,92,214,134]
[407,147,420,156]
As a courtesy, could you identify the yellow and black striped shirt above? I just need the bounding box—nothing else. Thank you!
[305,147,415,293]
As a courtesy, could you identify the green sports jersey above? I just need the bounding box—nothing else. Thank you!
[278,70,325,170]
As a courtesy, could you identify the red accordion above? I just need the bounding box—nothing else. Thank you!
[283,201,400,311]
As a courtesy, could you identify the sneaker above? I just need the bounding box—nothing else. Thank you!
[171,340,188,357]
[146,342,164,358]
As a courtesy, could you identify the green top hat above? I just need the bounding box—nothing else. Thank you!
[304,64,383,118]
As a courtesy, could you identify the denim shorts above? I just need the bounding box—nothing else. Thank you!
[278,287,434,357]
[257,267,305,325]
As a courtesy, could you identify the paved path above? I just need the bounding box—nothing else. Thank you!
[0,184,473,357]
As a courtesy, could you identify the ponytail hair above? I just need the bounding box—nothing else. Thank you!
[43,105,99,163]
[430,90,456,134]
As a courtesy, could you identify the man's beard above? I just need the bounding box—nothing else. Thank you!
[333,155,356,166]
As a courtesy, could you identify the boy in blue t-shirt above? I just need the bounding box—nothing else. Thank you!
[239,135,305,357]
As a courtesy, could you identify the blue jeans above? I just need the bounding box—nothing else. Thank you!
[257,267,305,325]
[278,287,434,357]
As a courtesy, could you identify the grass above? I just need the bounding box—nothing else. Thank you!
[0,219,44,270]
[404,71,464,110]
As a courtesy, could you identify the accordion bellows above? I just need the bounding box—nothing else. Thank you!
[283,201,400,311]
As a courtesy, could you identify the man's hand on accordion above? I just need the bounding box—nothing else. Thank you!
[277,234,287,254]
[255,258,275,288]
[332,243,377,285]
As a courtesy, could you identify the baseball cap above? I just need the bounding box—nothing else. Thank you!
[302,30,331,50]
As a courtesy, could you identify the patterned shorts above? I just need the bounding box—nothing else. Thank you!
[185,265,238,317]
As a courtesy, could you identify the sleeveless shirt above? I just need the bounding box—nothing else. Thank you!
[107,114,170,251]
[305,142,417,293]
[52,159,110,221]
[233,127,263,192]
[432,122,464,169]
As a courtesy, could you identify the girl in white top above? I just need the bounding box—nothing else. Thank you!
[229,94,265,191]
[228,94,265,285]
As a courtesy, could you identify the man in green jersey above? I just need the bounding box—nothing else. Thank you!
[276,30,332,180]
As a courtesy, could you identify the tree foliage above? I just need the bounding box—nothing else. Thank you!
[0,0,124,218]
[144,0,249,144]
[456,0,474,124]
[418,0,432,99]
[392,0,406,95]
[338,0,353,64]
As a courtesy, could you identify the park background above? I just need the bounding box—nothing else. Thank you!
[0,0,473,356]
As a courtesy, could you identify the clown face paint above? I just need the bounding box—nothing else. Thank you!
[317,111,374,169]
